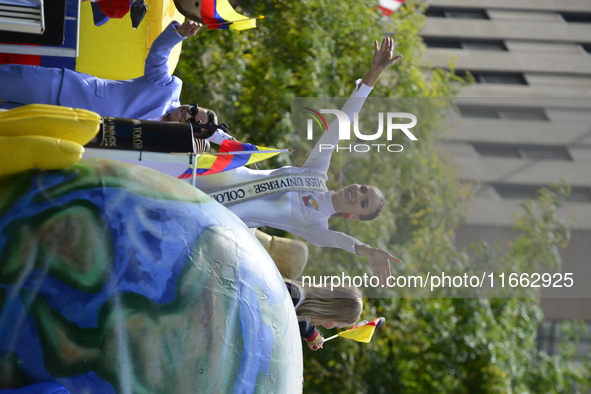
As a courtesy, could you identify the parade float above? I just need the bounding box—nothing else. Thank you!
[0,0,303,389]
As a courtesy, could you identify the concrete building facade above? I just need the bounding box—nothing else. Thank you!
[421,0,591,357]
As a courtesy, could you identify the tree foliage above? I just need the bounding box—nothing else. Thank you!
[177,1,591,392]
[176,0,459,164]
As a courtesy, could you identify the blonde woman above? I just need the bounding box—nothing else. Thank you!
[285,280,362,351]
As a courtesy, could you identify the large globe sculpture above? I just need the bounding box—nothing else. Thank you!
[0,158,303,393]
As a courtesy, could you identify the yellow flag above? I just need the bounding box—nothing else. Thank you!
[337,318,385,343]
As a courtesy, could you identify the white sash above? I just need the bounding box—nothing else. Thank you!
[206,174,327,206]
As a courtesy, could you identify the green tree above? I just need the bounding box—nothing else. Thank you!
[176,0,454,164]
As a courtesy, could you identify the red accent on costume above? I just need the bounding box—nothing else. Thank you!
[95,0,131,18]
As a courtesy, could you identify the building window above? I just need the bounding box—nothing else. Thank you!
[472,143,572,161]
[538,320,591,358]
[462,41,506,51]
[426,7,490,20]
[492,184,591,202]
[422,37,462,49]
[458,106,499,119]
[456,71,527,85]
[538,320,560,355]
[423,37,507,51]
[474,144,521,158]
[458,105,549,121]
[501,108,548,120]
[559,12,591,23]
[580,43,591,54]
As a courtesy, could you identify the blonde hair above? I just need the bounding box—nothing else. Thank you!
[288,280,363,325]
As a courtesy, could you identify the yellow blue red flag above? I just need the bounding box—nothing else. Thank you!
[178,140,284,178]
[200,0,259,30]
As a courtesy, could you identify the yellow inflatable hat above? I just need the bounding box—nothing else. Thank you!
[0,104,101,176]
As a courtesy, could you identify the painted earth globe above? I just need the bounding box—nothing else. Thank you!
[0,158,302,393]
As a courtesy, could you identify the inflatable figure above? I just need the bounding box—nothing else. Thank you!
[0,158,303,393]
[0,105,101,176]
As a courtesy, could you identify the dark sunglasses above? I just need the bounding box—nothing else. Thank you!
[187,104,230,138]
[187,104,218,125]
[187,104,200,124]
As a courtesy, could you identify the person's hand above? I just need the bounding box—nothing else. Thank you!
[361,37,402,87]
[176,20,202,38]
[372,37,403,71]
[308,337,324,351]
[355,244,401,283]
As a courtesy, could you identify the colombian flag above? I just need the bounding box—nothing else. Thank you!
[178,140,283,178]
[200,0,258,30]
[337,318,385,343]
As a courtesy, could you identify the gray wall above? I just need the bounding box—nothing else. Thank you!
[421,0,591,320]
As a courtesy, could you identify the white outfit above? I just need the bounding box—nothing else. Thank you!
[195,81,372,254]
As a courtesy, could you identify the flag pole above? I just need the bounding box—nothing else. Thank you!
[323,334,339,342]
[207,149,289,155]
[205,15,264,27]
[173,16,263,31]
[170,149,290,156]
[191,153,198,187]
